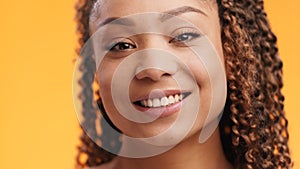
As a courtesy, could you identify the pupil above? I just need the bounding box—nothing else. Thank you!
[179,34,189,41]
[120,43,129,50]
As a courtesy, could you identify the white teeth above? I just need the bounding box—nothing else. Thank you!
[139,94,186,108]
[142,100,148,107]
[179,94,183,101]
[168,95,175,104]
[161,97,169,106]
[147,99,153,107]
[174,94,179,102]
[153,98,161,107]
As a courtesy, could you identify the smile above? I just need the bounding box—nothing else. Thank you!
[133,91,191,108]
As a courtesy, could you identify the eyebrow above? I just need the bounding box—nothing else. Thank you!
[97,6,207,27]
[98,17,135,27]
[161,6,207,21]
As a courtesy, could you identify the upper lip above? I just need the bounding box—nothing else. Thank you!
[131,89,191,102]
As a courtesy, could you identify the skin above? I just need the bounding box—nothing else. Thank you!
[89,0,233,168]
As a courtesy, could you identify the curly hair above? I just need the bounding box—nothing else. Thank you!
[74,0,293,168]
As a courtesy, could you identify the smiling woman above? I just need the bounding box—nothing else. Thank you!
[73,0,293,169]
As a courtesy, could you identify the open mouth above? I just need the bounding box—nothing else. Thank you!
[133,91,191,108]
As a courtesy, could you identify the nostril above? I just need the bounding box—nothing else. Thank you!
[135,68,169,81]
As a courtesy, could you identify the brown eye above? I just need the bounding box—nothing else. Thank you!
[109,42,136,52]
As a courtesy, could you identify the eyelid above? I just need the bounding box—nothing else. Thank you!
[106,38,136,51]
[170,27,202,39]
[168,27,202,44]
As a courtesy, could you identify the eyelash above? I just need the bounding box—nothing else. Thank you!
[107,40,136,52]
[107,30,201,52]
[169,30,201,44]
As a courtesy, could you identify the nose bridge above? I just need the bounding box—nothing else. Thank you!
[142,34,165,49]
[135,49,178,81]
[141,49,162,69]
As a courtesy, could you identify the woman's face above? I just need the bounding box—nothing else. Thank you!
[90,0,225,142]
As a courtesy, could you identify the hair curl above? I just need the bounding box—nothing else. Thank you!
[74,0,293,168]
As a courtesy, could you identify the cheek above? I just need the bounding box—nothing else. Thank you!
[96,60,135,133]
[191,60,212,115]
[97,62,119,119]
[205,24,224,64]
[183,51,211,90]
[97,60,119,97]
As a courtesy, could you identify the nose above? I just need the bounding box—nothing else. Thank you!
[134,50,178,82]
[136,68,170,81]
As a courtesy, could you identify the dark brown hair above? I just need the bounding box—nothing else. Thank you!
[74,0,293,168]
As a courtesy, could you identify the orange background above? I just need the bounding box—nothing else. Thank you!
[0,0,299,169]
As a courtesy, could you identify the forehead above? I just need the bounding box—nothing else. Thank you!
[90,0,215,22]
[89,0,218,33]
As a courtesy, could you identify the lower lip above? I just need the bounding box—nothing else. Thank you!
[133,100,183,118]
